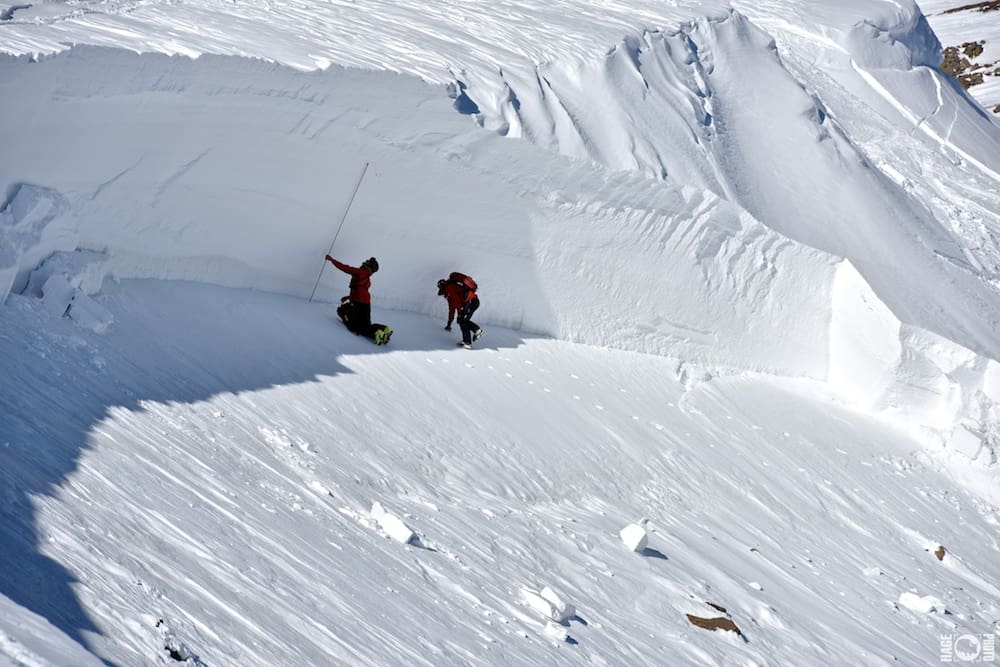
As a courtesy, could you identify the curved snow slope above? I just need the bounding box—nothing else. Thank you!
[5,2,1000,354]
[2,280,999,666]
[3,42,1000,456]
[0,47,840,375]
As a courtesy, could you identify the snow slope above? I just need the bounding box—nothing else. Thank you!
[3,281,1000,666]
[3,36,999,460]
[2,0,1000,664]
[922,0,1000,113]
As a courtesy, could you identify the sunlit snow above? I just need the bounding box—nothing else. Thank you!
[2,0,999,665]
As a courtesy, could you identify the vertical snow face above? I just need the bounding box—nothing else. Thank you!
[528,184,838,375]
[828,260,903,410]
[830,260,999,464]
[2,14,1000,452]
[0,47,843,378]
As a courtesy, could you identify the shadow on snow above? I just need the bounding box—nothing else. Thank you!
[0,278,531,664]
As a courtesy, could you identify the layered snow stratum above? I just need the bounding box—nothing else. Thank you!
[2,0,1000,665]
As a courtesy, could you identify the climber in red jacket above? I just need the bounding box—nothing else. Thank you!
[326,255,392,345]
[438,273,483,349]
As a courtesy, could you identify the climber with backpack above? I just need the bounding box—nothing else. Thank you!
[325,255,392,345]
[438,271,483,349]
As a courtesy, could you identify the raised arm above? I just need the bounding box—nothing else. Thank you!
[326,255,361,276]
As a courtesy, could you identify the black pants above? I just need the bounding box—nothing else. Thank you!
[458,297,480,344]
[337,301,382,339]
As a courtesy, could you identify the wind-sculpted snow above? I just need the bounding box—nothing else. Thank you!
[2,280,999,665]
[4,1,1000,360]
[2,39,1000,461]
[3,2,1000,664]
[0,47,836,373]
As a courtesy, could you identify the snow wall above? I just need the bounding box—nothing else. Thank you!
[2,4,999,464]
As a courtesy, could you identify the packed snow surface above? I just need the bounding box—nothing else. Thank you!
[3,282,1000,665]
[2,0,1000,664]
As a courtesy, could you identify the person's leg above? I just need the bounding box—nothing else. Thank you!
[458,318,474,345]
[338,302,356,332]
[458,298,480,345]
[353,302,380,339]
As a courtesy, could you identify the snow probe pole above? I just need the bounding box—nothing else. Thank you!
[308,161,371,302]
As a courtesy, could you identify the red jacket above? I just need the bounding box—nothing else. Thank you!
[331,259,372,304]
[442,282,474,323]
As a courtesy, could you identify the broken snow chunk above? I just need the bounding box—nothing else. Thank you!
[620,522,648,552]
[308,480,331,496]
[544,620,570,642]
[898,592,943,614]
[949,424,986,462]
[370,501,415,544]
[41,273,75,316]
[540,586,575,624]
[862,567,883,577]
[522,586,576,624]
[41,274,113,331]
[523,588,554,618]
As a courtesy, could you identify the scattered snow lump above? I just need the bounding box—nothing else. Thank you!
[619,521,649,552]
[522,586,575,624]
[898,592,944,614]
[544,621,570,642]
[370,502,415,544]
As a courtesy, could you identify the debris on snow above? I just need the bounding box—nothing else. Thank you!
[308,480,332,497]
[544,620,570,642]
[686,614,743,636]
[522,586,576,624]
[156,619,208,666]
[619,521,649,553]
[370,501,415,544]
[897,592,945,614]
[41,274,114,332]
[685,600,746,640]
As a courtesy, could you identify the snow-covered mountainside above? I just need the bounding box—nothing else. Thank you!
[922,0,1000,113]
[2,0,1000,664]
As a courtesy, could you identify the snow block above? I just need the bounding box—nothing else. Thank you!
[544,621,570,642]
[41,273,75,317]
[898,592,942,614]
[522,586,575,624]
[540,586,575,624]
[0,184,77,304]
[619,522,649,553]
[948,424,986,463]
[370,502,415,544]
[41,274,114,332]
